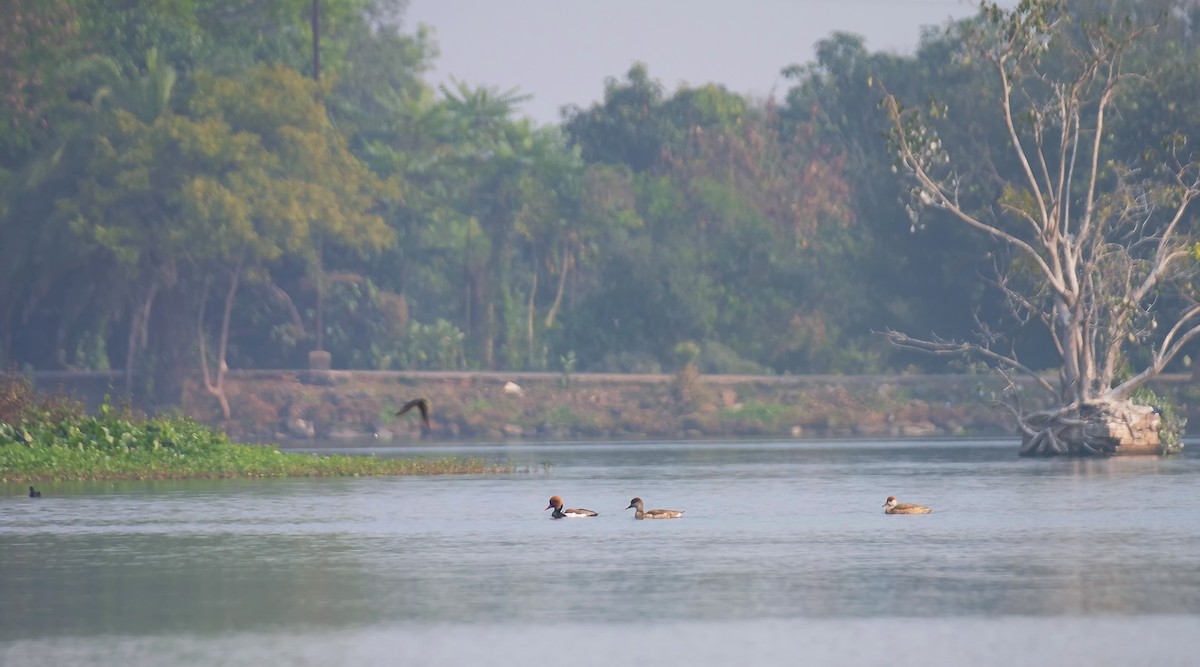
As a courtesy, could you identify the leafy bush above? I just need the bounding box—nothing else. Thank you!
[699,340,769,375]
[0,373,83,425]
[397,319,467,370]
[1132,388,1186,455]
[712,400,794,434]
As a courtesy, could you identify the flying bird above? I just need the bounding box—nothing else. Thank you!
[395,398,431,430]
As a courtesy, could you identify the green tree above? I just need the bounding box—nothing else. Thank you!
[562,69,863,372]
[782,30,1011,371]
[562,63,678,172]
[0,0,84,160]
[58,64,393,416]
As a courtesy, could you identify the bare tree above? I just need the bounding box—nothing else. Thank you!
[883,0,1200,455]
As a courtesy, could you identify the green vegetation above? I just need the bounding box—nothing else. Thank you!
[1132,388,1188,456]
[722,401,789,428]
[2,0,1199,447]
[0,376,508,481]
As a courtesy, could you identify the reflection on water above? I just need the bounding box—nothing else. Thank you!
[2,440,1199,665]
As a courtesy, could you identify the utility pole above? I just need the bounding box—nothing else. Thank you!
[309,0,331,368]
[312,0,326,356]
[312,0,320,83]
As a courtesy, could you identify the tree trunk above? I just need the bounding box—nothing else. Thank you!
[484,300,494,368]
[198,259,242,420]
[464,221,478,365]
[0,301,12,364]
[466,267,487,365]
[125,284,158,397]
[314,240,324,352]
[526,249,538,367]
[544,240,570,329]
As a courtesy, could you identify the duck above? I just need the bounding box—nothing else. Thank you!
[883,495,931,514]
[626,497,683,519]
[395,397,431,431]
[545,495,598,518]
[28,486,41,498]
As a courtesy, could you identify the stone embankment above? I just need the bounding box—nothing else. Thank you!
[181,370,1036,443]
[30,369,1196,446]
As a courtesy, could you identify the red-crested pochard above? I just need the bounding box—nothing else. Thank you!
[546,495,598,518]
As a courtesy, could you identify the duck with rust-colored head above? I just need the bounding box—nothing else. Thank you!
[545,495,598,519]
[626,497,683,520]
[883,496,931,514]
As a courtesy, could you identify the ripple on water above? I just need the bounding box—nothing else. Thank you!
[2,439,1199,663]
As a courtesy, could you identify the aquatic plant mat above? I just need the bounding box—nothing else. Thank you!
[1,374,508,482]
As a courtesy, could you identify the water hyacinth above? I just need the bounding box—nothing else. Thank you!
[0,375,508,481]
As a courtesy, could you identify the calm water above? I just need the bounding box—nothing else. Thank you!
[2,439,1199,666]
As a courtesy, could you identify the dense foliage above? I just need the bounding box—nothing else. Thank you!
[2,0,1199,409]
[0,374,506,480]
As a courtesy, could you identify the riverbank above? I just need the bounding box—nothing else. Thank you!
[27,368,1200,448]
[183,370,1044,443]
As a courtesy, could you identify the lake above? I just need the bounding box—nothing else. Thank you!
[3,438,1199,666]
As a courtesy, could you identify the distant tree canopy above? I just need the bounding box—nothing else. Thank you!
[2,0,1199,407]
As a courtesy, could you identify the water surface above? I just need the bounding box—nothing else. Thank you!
[3,439,1199,665]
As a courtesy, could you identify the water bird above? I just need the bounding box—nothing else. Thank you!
[28,486,41,498]
[626,497,683,519]
[883,496,931,514]
[545,495,598,519]
[395,398,431,430]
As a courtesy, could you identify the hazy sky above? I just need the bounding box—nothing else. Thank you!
[404,0,996,125]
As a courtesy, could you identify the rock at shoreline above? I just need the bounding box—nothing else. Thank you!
[287,417,315,439]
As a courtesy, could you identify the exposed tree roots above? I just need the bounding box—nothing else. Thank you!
[1018,400,1159,457]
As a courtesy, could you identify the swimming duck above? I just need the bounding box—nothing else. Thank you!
[883,496,931,514]
[626,497,683,519]
[28,486,41,498]
[395,398,431,430]
[545,495,598,518]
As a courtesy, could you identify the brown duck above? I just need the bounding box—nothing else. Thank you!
[545,495,598,519]
[883,496,932,514]
[626,497,683,519]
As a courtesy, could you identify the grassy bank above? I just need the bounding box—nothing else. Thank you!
[0,376,508,482]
